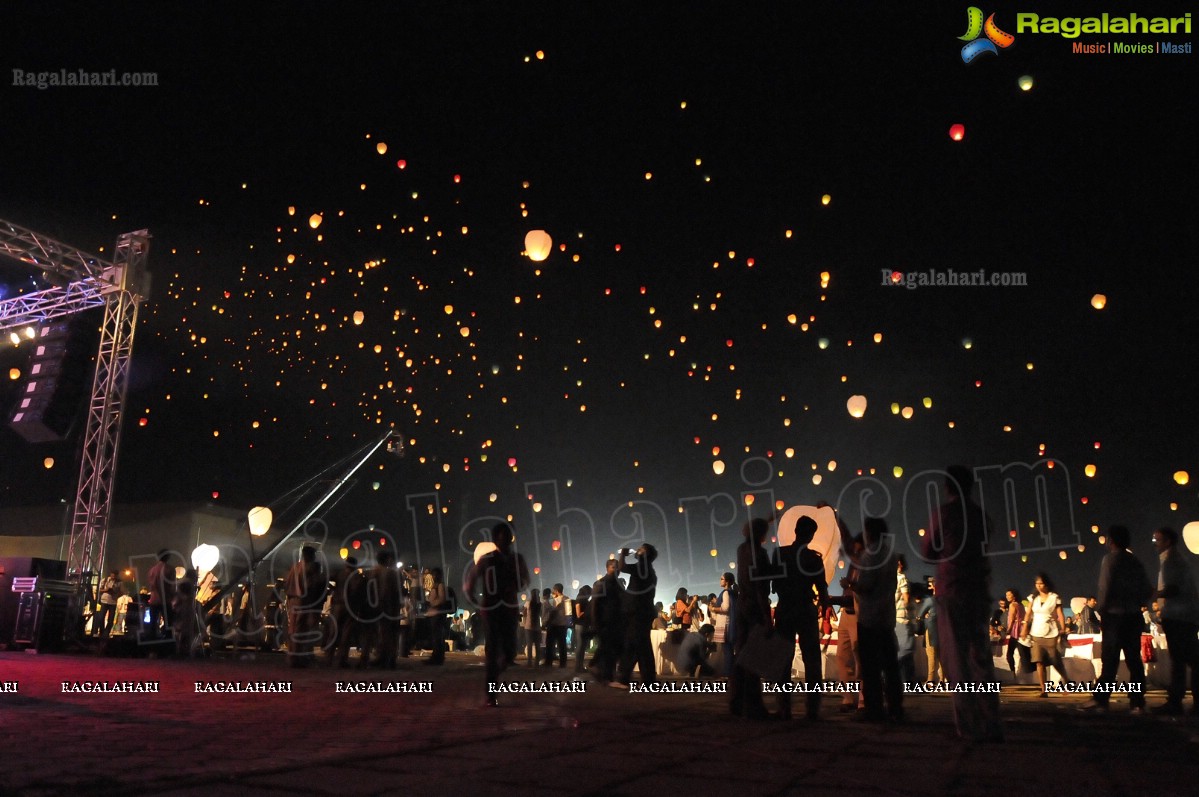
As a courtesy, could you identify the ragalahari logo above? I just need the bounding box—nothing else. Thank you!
[959,7,1015,62]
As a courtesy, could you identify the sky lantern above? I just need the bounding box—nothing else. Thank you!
[901,406,914,419]
[308,213,322,229]
[376,142,387,155]
[1091,293,1107,310]
[847,394,867,418]
[817,338,829,350]
[1018,75,1034,91]
[1085,464,1097,477]
[507,457,517,467]
[713,460,725,476]
[191,543,220,576]
[352,310,364,325]
[396,159,407,170]
[893,466,904,478]
[551,540,561,551]
[949,123,966,141]
[287,206,295,216]
[524,229,553,261]
[474,541,498,564]
[821,194,831,206]
[43,457,54,469]
[1175,471,1190,486]
[8,368,19,380]
[248,506,273,537]
[1183,522,1199,555]
[922,396,933,409]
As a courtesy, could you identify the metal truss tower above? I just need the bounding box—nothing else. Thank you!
[0,219,150,578]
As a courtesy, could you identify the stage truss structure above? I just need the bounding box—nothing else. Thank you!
[0,218,150,580]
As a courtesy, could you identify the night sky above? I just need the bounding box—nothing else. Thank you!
[0,2,1195,600]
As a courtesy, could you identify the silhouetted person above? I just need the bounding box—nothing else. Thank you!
[730,518,774,718]
[840,513,901,722]
[1152,526,1199,715]
[923,467,1001,740]
[464,523,530,705]
[284,545,326,667]
[1081,525,1152,713]
[772,514,829,719]
[613,544,658,687]
[590,558,624,682]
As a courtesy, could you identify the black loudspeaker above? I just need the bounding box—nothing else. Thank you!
[0,557,69,648]
[8,317,94,443]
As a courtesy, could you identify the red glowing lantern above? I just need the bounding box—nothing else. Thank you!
[507,457,517,467]
[949,124,966,142]
[352,540,361,550]
[551,540,561,551]
[533,567,541,575]
[138,417,148,427]
[891,270,903,284]
[396,159,407,170]
[211,491,220,499]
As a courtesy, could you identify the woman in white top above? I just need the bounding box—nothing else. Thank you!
[1023,572,1068,696]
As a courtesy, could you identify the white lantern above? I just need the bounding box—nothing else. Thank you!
[352,310,365,325]
[1183,522,1199,555]
[1070,596,1087,615]
[191,543,220,576]
[248,506,273,537]
[524,230,553,262]
[846,395,867,418]
[474,541,498,564]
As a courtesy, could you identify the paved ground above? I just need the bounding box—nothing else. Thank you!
[1,647,1198,797]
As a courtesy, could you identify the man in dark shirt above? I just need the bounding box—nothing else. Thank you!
[773,514,829,719]
[613,544,658,687]
[1080,525,1151,713]
[464,523,530,705]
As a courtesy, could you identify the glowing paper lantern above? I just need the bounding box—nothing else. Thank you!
[308,213,322,229]
[777,505,838,585]
[352,311,364,325]
[893,466,904,478]
[473,541,498,564]
[817,338,829,350]
[1091,294,1107,310]
[551,540,561,551]
[248,506,273,537]
[847,395,867,418]
[821,194,831,206]
[1175,471,1190,486]
[1085,464,1097,478]
[1069,596,1087,615]
[8,368,19,380]
[191,543,220,575]
[1018,75,1034,91]
[713,460,726,476]
[524,230,553,262]
[376,142,387,155]
[901,406,914,419]
[339,547,349,559]
[1183,522,1199,555]
[43,457,54,469]
[922,397,933,409]
[949,124,966,141]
